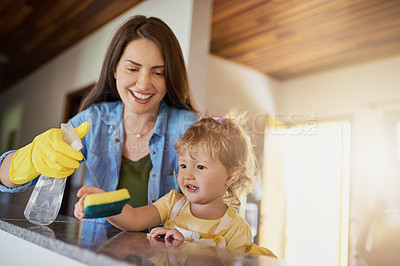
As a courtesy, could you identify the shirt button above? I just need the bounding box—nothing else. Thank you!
[152,151,156,155]
[214,235,222,243]
[152,174,156,178]
[115,139,120,143]
[110,125,116,129]
[151,199,156,203]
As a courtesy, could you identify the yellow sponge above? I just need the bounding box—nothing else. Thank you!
[84,189,130,218]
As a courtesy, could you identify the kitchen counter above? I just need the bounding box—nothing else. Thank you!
[0,202,278,265]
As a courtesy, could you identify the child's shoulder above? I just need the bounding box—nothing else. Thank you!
[168,189,186,201]
[224,207,242,219]
[155,189,186,207]
[223,208,253,252]
[228,207,251,228]
[153,190,188,223]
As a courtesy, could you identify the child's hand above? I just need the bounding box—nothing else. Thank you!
[74,186,105,220]
[147,227,185,247]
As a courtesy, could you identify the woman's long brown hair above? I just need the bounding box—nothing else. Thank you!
[80,15,197,112]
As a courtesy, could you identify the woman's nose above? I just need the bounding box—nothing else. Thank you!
[136,72,150,91]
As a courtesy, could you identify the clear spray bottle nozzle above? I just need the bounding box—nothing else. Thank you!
[61,123,83,151]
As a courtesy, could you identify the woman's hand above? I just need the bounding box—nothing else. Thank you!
[147,227,185,247]
[74,186,105,220]
[9,122,90,185]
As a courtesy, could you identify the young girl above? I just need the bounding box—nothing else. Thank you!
[74,112,275,256]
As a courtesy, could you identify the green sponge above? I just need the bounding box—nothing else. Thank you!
[84,189,130,218]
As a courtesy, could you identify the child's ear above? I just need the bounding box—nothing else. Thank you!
[226,168,239,187]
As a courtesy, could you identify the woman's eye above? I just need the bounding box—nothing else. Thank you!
[127,68,139,72]
[197,165,205,170]
[153,71,165,77]
[179,164,186,169]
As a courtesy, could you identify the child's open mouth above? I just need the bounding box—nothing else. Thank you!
[186,185,199,192]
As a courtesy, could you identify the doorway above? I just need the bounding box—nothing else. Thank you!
[260,119,351,266]
[59,84,92,216]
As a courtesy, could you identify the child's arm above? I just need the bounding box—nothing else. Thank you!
[74,186,161,231]
[107,204,161,231]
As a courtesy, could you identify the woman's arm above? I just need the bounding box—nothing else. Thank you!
[0,152,19,188]
[74,186,161,231]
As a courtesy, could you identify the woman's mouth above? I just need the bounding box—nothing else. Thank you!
[131,91,153,102]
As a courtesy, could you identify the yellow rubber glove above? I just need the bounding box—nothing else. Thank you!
[9,122,90,184]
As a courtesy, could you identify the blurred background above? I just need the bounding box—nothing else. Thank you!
[1,0,399,265]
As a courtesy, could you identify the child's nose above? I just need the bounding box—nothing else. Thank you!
[184,172,195,180]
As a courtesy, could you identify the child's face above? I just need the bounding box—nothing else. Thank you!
[177,150,229,207]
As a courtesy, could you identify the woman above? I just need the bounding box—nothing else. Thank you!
[0,15,198,223]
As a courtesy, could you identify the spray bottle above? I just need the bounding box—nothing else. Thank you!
[24,123,83,226]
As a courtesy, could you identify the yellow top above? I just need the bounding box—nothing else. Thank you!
[153,190,252,253]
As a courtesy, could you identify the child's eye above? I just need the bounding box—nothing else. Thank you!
[197,165,206,170]
[179,164,186,169]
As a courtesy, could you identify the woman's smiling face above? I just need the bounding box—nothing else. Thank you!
[114,38,166,115]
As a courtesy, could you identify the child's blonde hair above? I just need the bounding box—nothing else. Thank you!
[174,110,259,207]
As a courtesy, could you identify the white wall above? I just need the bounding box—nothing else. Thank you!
[275,56,400,118]
[187,0,213,111]
[206,55,279,119]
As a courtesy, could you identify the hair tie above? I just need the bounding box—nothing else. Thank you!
[213,117,226,124]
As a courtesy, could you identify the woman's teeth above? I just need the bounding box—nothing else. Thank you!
[132,91,152,100]
[187,185,199,189]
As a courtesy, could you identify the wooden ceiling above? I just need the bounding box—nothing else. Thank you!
[0,0,144,93]
[211,0,400,80]
[1,0,400,94]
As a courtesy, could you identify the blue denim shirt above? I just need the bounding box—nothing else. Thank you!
[0,100,198,223]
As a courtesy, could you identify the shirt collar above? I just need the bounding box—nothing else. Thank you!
[100,100,170,137]
[100,101,124,126]
[153,100,169,137]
